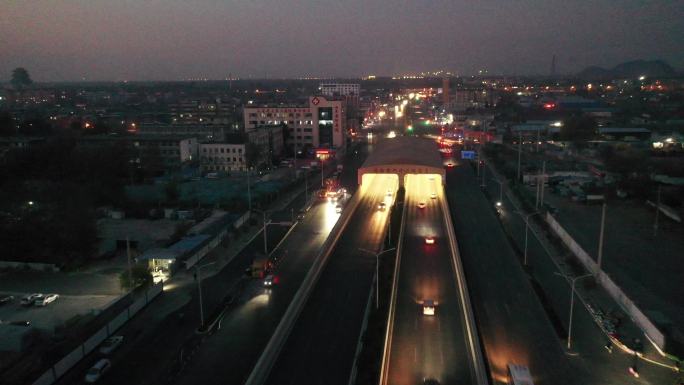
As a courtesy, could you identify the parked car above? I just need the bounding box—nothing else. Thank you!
[99,336,124,355]
[85,359,111,383]
[20,293,43,306]
[0,295,15,305]
[35,294,59,306]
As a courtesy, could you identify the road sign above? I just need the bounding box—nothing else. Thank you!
[461,150,477,160]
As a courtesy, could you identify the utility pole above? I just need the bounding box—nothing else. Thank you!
[262,210,268,255]
[517,132,522,182]
[653,185,661,237]
[597,202,606,270]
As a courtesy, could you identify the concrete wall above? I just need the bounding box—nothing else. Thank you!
[0,261,59,272]
[545,213,666,350]
[32,283,163,385]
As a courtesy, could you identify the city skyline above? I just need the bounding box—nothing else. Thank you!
[2,0,684,81]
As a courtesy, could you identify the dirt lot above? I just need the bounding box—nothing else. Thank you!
[541,187,684,340]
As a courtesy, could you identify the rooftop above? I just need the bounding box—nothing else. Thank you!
[361,136,442,170]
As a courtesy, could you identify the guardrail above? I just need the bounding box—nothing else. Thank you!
[378,193,409,385]
[244,191,363,385]
[440,193,490,385]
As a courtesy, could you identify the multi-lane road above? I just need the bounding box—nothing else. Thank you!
[383,173,476,385]
[264,173,397,385]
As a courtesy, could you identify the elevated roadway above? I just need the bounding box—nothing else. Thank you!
[264,173,397,385]
[382,174,478,385]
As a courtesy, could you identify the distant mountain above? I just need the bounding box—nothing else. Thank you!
[577,60,676,80]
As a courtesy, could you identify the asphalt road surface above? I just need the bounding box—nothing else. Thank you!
[385,173,475,385]
[264,173,397,385]
[446,162,582,385]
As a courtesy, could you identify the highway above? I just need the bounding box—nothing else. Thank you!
[446,162,581,385]
[264,173,397,385]
[384,174,475,385]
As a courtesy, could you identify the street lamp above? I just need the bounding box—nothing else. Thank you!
[515,211,539,265]
[555,272,592,351]
[246,167,254,213]
[195,262,216,328]
[359,248,396,309]
[491,177,504,203]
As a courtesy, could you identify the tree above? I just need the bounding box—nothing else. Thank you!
[245,142,263,168]
[119,264,153,290]
[11,67,33,90]
[165,178,180,203]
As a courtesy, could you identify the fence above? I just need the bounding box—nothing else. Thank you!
[32,283,164,385]
[545,213,666,350]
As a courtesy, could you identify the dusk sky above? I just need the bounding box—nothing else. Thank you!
[2,0,683,81]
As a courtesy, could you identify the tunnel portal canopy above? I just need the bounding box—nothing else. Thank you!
[358,136,445,187]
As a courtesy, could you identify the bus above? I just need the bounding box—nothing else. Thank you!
[507,364,534,385]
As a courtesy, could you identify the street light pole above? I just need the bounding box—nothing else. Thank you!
[518,211,539,265]
[653,185,661,237]
[359,248,396,309]
[597,202,606,270]
[195,262,216,327]
[556,272,592,350]
[517,132,522,182]
[247,168,252,213]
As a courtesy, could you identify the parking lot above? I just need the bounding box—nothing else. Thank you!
[0,269,121,333]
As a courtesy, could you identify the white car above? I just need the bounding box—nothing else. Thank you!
[20,293,43,306]
[99,336,123,355]
[35,294,59,306]
[85,359,111,383]
[430,192,437,199]
[263,275,275,287]
[378,202,387,211]
[423,300,435,316]
[417,201,426,209]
